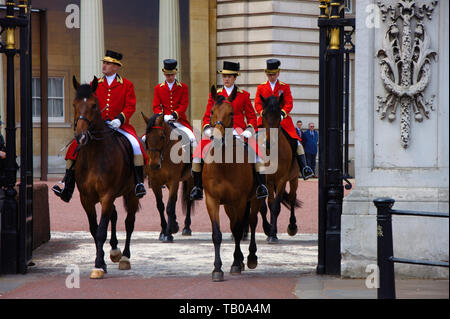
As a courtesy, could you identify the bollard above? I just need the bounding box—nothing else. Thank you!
[373,197,396,299]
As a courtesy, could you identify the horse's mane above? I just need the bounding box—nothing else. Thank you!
[215,95,227,105]
[76,84,94,100]
[263,95,281,115]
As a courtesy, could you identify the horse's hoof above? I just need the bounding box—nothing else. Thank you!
[118,256,131,270]
[171,222,179,234]
[212,271,224,282]
[182,228,192,236]
[158,232,165,241]
[267,236,278,244]
[163,235,174,243]
[110,248,122,263]
[287,225,298,236]
[90,268,105,279]
[247,256,258,269]
[230,265,241,275]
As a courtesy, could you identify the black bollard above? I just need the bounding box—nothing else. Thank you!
[373,197,396,299]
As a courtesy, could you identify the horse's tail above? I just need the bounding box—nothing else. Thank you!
[181,179,196,216]
[280,190,302,210]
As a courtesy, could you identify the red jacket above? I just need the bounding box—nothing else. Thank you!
[66,74,147,163]
[153,80,192,131]
[254,80,300,141]
[202,86,257,131]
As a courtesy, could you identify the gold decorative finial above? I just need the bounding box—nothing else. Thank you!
[329,0,341,50]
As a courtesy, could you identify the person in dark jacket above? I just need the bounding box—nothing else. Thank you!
[302,122,319,177]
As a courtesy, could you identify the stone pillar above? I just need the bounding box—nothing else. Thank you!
[158,0,181,83]
[342,0,449,279]
[80,0,104,83]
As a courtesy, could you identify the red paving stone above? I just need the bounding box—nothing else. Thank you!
[2,274,298,299]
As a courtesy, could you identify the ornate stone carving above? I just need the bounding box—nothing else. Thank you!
[376,0,438,148]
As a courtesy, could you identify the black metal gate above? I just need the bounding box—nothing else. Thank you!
[317,0,355,275]
[0,0,33,275]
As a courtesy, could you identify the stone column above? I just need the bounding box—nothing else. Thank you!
[342,0,449,279]
[80,0,104,83]
[158,0,181,83]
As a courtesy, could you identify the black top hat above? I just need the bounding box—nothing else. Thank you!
[102,50,123,66]
[218,61,240,76]
[162,59,178,74]
[265,59,281,74]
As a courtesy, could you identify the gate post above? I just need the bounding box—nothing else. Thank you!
[0,0,31,274]
[374,197,396,299]
[0,0,19,274]
[317,0,345,275]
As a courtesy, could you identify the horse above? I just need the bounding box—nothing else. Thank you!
[71,76,140,279]
[258,94,301,243]
[203,85,260,282]
[142,113,194,242]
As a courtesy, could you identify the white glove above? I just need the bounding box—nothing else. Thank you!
[241,129,252,139]
[107,119,121,129]
[164,115,174,122]
[280,114,284,122]
[204,127,212,138]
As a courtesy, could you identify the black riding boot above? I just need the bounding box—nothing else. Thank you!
[134,165,146,198]
[52,168,76,203]
[254,171,268,199]
[297,154,314,180]
[190,171,203,200]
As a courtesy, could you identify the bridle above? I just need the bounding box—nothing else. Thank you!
[147,125,166,164]
[211,100,234,131]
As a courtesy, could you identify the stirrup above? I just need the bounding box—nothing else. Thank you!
[256,184,268,199]
[190,186,203,200]
[135,183,146,198]
[52,182,64,195]
[302,167,314,180]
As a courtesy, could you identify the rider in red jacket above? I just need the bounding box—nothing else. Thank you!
[52,50,147,202]
[254,59,314,180]
[152,59,196,150]
[190,61,268,200]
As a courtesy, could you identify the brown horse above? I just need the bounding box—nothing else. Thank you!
[72,76,139,279]
[258,94,301,243]
[203,85,260,282]
[142,113,194,242]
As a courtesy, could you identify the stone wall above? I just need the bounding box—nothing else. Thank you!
[342,0,449,279]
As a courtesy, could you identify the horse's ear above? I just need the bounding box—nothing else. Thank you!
[211,85,216,101]
[141,112,149,124]
[228,86,237,102]
[259,94,266,106]
[278,93,284,106]
[91,76,98,93]
[73,75,80,91]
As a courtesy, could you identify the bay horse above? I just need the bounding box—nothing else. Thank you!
[142,113,194,242]
[72,76,139,279]
[258,94,301,243]
[203,85,260,282]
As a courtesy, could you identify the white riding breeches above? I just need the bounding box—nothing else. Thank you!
[116,128,142,155]
[172,122,197,148]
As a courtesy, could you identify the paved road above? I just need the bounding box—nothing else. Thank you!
[0,178,448,302]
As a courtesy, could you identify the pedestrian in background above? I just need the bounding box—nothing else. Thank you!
[302,122,319,177]
[296,120,303,141]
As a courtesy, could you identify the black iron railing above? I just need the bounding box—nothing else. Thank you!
[373,198,449,299]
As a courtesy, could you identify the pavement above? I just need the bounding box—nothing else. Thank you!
[0,178,448,302]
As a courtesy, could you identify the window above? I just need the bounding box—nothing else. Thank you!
[32,77,65,123]
[344,0,353,14]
